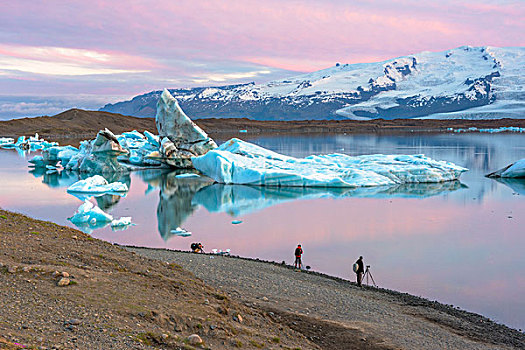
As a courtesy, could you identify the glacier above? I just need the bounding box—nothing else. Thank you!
[67,175,128,194]
[192,138,467,188]
[100,46,525,120]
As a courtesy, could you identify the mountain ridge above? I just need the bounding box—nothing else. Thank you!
[102,46,523,120]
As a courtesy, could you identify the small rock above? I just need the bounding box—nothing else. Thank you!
[61,272,70,278]
[65,319,81,325]
[188,334,203,345]
[204,299,209,305]
[7,266,18,273]
[57,278,70,287]
[262,296,269,302]
[72,235,78,239]
[233,314,243,323]
[161,333,169,340]
[268,312,275,317]
[209,325,216,330]
[22,266,31,272]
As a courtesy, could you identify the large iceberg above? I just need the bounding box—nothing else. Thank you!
[486,159,525,178]
[67,175,128,194]
[192,138,467,187]
[147,89,217,168]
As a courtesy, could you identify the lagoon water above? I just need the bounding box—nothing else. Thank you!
[1,133,524,330]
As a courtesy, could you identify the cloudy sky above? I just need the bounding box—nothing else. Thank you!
[0,0,523,118]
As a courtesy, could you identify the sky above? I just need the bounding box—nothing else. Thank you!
[0,0,524,118]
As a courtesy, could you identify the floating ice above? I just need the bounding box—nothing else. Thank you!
[66,129,129,174]
[111,217,133,227]
[147,89,217,168]
[487,158,525,178]
[449,126,525,133]
[171,227,192,237]
[68,200,113,233]
[231,220,243,224]
[211,248,231,256]
[1,134,57,151]
[0,137,14,146]
[67,175,128,193]
[175,173,200,178]
[192,138,467,187]
[239,130,247,133]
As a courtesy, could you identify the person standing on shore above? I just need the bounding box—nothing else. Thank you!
[294,244,303,269]
[355,256,364,287]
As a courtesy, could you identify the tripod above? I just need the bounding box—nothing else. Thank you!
[363,265,377,287]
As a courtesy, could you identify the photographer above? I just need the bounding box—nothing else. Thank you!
[355,256,364,287]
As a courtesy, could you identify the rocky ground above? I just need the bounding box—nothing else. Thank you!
[1,211,524,350]
[0,209,316,350]
[126,248,525,350]
[1,109,525,146]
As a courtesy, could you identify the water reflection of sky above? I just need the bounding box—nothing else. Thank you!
[0,133,524,330]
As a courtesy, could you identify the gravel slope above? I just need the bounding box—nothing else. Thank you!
[126,247,525,350]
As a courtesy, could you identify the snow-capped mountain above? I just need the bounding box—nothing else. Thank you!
[100,46,525,120]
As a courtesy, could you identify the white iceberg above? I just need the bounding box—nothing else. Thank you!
[0,137,14,146]
[110,216,133,227]
[171,227,192,237]
[487,159,525,178]
[192,138,467,188]
[67,175,128,193]
[68,200,113,226]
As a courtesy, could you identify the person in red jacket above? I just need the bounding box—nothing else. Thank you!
[294,244,303,269]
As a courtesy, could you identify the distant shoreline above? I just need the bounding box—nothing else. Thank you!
[1,108,525,146]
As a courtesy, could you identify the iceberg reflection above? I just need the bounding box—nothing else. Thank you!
[192,181,467,217]
[492,178,525,196]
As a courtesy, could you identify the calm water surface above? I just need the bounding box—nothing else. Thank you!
[1,133,524,330]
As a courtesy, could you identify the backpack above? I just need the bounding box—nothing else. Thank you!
[352,263,359,273]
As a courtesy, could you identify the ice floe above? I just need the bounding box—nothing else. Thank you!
[110,217,133,228]
[487,158,525,178]
[448,126,525,133]
[171,227,192,237]
[67,175,128,194]
[0,134,58,151]
[192,138,467,187]
[68,200,114,233]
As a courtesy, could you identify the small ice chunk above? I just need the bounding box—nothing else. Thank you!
[239,130,248,133]
[110,217,133,227]
[121,130,144,140]
[175,173,200,178]
[67,175,128,193]
[231,220,243,224]
[211,248,231,255]
[170,227,192,236]
[68,200,113,224]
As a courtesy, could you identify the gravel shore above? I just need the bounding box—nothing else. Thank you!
[126,247,525,350]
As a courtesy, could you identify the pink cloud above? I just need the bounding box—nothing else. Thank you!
[0,0,523,98]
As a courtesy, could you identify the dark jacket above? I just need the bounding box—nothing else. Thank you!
[356,258,364,273]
